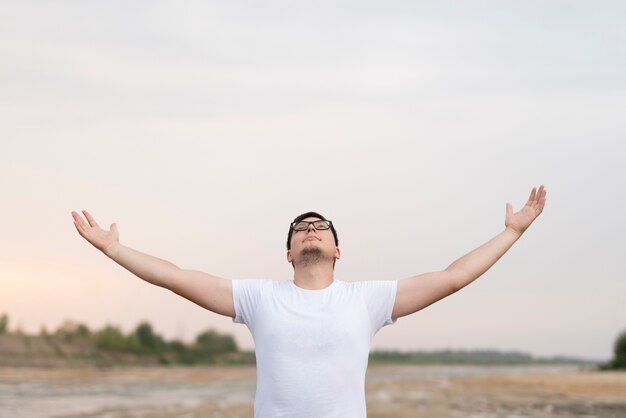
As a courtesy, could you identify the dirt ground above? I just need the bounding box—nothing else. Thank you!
[2,365,625,418]
[366,366,626,418]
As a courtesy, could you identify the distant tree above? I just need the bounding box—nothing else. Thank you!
[135,322,157,350]
[54,320,92,341]
[130,321,166,353]
[194,329,238,360]
[76,323,91,337]
[92,325,128,351]
[0,313,8,334]
[169,339,194,364]
[609,328,626,369]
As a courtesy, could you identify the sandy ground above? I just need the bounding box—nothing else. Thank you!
[1,365,625,418]
[366,366,626,418]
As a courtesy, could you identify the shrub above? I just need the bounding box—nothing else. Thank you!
[54,320,91,341]
[128,321,167,354]
[0,313,8,333]
[92,325,128,351]
[610,328,626,369]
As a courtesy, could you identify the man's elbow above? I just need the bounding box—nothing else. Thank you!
[446,268,469,293]
[162,267,184,291]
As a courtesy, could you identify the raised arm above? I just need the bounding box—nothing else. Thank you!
[392,185,547,321]
[71,210,235,318]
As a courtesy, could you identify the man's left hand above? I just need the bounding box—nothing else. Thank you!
[505,185,547,236]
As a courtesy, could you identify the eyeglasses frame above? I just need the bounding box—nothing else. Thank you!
[290,219,333,232]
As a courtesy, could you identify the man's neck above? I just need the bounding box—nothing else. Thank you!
[293,263,335,290]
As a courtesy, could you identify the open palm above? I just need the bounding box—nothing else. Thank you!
[505,185,547,235]
[71,210,119,254]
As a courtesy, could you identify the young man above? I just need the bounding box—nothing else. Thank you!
[71,185,547,418]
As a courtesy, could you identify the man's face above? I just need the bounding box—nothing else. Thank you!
[287,217,341,267]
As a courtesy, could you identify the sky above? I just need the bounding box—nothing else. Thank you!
[1,0,625,361]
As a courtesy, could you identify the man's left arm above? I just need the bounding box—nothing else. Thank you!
[392,185,547,321]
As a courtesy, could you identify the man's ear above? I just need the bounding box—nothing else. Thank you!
[287,250,293,263]
[335,247,341,261]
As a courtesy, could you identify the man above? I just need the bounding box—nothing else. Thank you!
[71,184,547,418]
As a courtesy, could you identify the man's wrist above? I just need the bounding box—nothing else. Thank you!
[505,226,523,239]
[104,242,122,259]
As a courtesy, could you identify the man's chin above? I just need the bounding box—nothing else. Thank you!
[299,246,333,267]
[301,246,323,256]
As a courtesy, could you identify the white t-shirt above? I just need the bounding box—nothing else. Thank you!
[232,278,398,418]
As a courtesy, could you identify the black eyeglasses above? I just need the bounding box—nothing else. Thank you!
[291,220,333,231]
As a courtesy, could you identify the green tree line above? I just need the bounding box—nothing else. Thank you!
[0,312,254,366]
[1,313,623,368]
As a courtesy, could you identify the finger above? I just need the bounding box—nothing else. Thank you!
[538,189,548,211]
[536,185,545,203]
[71,211,89,230]
[73,221,84,237]
[530,186,545,214]
[527,187,537,206]
[537,184,546,203]
[82,210,100,228]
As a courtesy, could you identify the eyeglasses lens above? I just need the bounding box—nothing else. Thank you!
[294,221,329,231]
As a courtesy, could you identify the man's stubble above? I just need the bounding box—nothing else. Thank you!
[299,246,333,268]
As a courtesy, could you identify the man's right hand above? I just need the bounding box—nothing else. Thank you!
[71,210,120,256]
[70,209,235,318]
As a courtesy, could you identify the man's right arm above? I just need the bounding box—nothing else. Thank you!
[72,210,235,319]
[105,243,235,318]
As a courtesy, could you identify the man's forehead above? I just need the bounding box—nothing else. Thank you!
[300,217,323,222]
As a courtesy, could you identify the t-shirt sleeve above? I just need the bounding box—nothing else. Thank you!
[362,279,398,336]
[231,279,265,325]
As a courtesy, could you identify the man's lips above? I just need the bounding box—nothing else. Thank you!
[304,236,320,242]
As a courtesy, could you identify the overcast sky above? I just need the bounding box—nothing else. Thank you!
[1,1,625,361]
